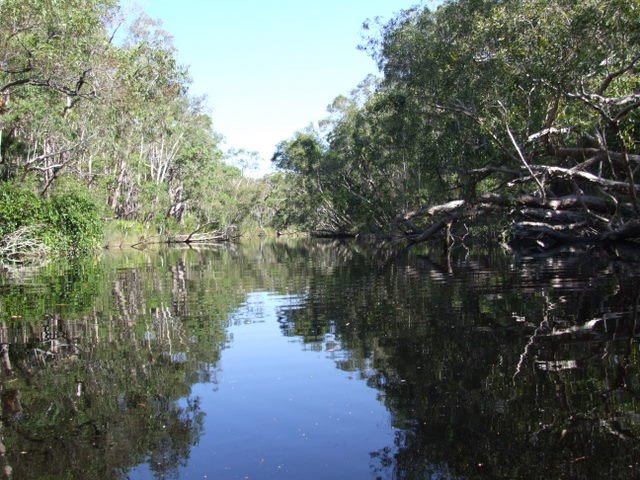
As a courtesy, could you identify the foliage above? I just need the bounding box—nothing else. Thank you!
[46,189,103,252]
[0,183,45,238]
[272,0,640,240]
[261,172,317,231]
[0,182,102,259]
[0,0,255,248]
[96,220,140,249]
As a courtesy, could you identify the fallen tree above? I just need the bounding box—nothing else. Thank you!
[397,156,640,250]
[0,226,50,265]
[129,224,240,248]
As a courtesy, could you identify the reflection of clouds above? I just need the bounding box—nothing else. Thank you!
[230,292,305,327]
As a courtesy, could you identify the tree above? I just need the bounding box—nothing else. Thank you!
[273,0,640,246]
[0,1,243,250]
[0,0,119,184]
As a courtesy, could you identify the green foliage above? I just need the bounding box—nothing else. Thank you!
[0,184,45,237]
[271,0,640,236]
[262,172,317,231]
[0,182,102,257]
[46,190,103,253]
[103,219,147,246]
[0,0,243,240]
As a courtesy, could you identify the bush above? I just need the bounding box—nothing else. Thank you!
[0,182,103,258]
[46,191,103,253]
[0,184,45,237]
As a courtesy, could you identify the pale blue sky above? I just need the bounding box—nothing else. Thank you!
[125,1,437,175]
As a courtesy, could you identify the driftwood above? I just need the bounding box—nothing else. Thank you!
[399,156,640,249]
[131,225,240,248]
[0,226,50,265]
[166,229,240,243]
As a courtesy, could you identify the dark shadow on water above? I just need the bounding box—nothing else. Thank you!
[0,240,637,479]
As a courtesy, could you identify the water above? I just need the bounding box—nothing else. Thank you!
[0,239,638,479]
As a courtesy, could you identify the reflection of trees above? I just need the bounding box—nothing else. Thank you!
[0,239,385,479]
[0,248,249,479]
[275,245,640,479]
[1,240,638,479]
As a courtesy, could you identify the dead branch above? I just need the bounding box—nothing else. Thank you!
[505,122,546,199]
[0,226,50,265]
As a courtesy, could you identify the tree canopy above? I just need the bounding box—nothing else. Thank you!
[272,0,640,248]
[0,0,270,258]
[2,0,639,255]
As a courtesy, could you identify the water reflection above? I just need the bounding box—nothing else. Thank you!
[0,241,637,479]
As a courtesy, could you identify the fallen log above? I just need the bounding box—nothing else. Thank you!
[512,220,640,244]
[518,208,590,224]
[400,199,466,222]
[402,193,620,224]
[397,149,640,249]
[511,221,594,244]
[554,147,640,166]
[166,231,238,243]
[130,228,240,248]
[407,217,454,244]
[401,195,640,248]
[600,220,640,242]
[533,165,640,195]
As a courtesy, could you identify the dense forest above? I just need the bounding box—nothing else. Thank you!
[0,0,277,261]
[1,0,639,263]
[274,0,640,249]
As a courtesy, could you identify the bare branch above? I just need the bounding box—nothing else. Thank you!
[502,116,546,199]
[25,138,88,166]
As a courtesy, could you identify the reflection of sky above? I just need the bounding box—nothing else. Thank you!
[130,291,395,480]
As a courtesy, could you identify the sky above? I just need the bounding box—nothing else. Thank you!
[124,0,436,176]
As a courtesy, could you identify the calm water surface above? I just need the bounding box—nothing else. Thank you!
[0,239,639,479]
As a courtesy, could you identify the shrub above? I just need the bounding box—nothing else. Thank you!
[46,191,103,253]
[0,184,45,237]
[0,182,103,259]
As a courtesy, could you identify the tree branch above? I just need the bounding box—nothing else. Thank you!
[597,53,640,94]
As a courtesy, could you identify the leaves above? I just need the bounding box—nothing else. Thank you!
[0,0,261,242]
[273,0,640,238]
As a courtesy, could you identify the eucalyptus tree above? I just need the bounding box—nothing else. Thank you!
[0,0,119,185]
[0,0,238,245]
[274,0,640,244]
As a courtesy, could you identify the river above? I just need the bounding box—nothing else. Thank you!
[0,239,638,479]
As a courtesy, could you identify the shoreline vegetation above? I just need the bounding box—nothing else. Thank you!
[2,0,640,267]
[272,0,640,253]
